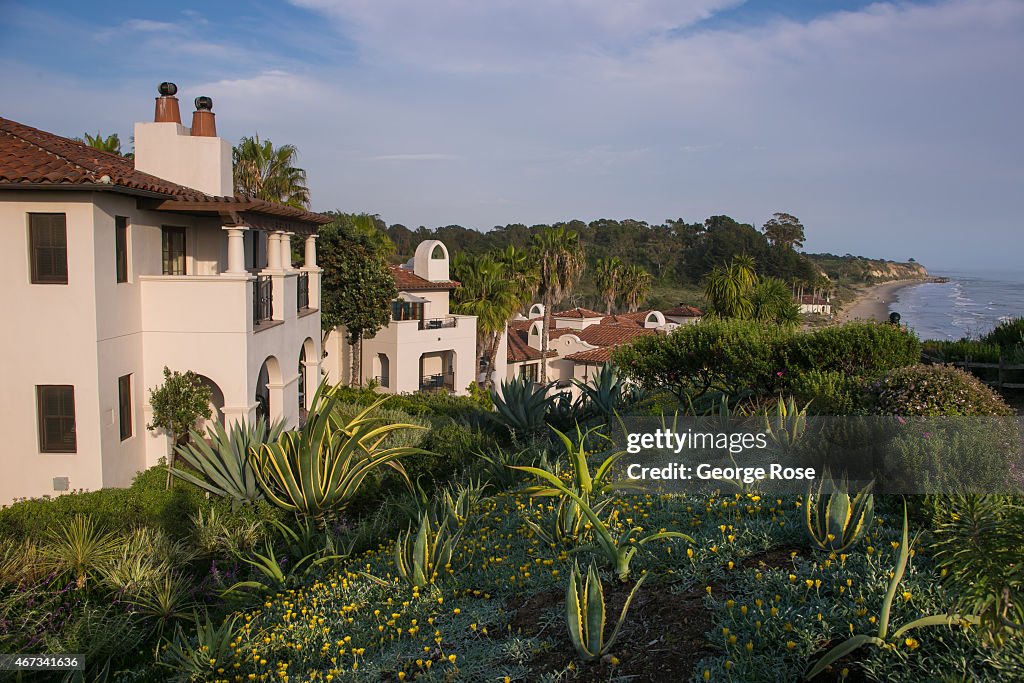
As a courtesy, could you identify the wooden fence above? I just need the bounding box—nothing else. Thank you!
[923,354,1024,391]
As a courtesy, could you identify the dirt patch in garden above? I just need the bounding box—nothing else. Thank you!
[509,582,716,682]
[741,546,802,571]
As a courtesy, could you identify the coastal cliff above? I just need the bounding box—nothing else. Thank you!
[807,254,929,285]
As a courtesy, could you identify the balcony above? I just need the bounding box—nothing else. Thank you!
[418,316,458,330]
[254,275,274,327]
[420,371,455,392]
[297,272,310,311]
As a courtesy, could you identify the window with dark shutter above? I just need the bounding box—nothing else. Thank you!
[37,385,76,453]
[29,213,68,284]
[115,217,129,283]
[161,226,186,275]
[118,375,132,440]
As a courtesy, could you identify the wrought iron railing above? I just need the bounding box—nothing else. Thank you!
[297,272,310,311]
[418,317,458,330]
[372,375,391,388]
[254,275,273,326]
[419,372,454,391]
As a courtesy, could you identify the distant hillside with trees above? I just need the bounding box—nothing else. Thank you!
[382,214,924,313]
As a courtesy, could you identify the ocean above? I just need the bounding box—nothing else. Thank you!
[892,270,1024,341]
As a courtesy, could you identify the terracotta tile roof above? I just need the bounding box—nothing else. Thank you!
[389,264,460,291]
[0,116,330,227]
[0,116,207,198]
[553,306,605,319]
[600,311,650,327]
[506,326,557,362]
[575,324,655,347]
[662,304,703,317]
[565,347,616,364]
[508,317,540,331]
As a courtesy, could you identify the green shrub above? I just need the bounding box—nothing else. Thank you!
[615,318,788,399]
[922,339,1002,364]
[0,467,210,540]
[786,369,863,415]
[870,363,1015,417]
[333,402,431,450]
[983,317,1024,349]
[786,321,920,380]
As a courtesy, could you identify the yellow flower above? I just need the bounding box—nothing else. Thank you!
[904,637,920,650]
[786,641,796,650]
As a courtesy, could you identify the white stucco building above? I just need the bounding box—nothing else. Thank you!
[323,240,478,395]
[0,83,330,503]
[497,303,703,399]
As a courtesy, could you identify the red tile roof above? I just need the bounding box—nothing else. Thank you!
[662,304,703,317]
[600,311,651,327]
[565,347,616,364]
[389,264,460,291]
[552,306,605,319]
[0,116,329,227]
[506,326,557,362]
[575,325,655,347]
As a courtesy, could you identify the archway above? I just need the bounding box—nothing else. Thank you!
[195,374,225,433]
[255,355,283,424]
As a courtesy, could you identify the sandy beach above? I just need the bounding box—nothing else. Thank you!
[837,279,925,323]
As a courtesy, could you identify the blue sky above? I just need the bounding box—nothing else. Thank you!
[1,0,1022,270]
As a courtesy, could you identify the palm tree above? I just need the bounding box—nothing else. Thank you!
[704,256,757,319]
[451,253,525,387]
[594,257,623,315]
[76,132,125,156]
[532,225,585,383]
[750,277,800,327]
[494,245,539,316]
[620,264,653,312]
[233,135,310,208]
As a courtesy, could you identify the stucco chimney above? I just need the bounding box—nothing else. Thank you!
[191,96,217,137]
[154,82,181,124]
[135,83,233,196]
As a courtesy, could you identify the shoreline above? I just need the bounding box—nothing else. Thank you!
[837,278,931,323]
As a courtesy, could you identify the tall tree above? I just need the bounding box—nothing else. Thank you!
[76,132,127,157]
[532,225,585,383]
[619,264,653,312]
[704,255,758,319]
[318,227,397,387]
[233,135,310,208]
[451,253,526,387]
[762,212,806,250]
[493,245,539,315]
[594,257,623,314]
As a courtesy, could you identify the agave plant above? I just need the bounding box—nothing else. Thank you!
[172,417,285,505]
[763,396,810,452]
[436,479,488,532]
[523,426,642,499]
[804,474,875,553]
[490,376,555,438]
[526,494,612,548]
[805,503,980,680]
[513,463,693,580]
[249,384,428,519]
[224,517,346,596]
[160,612,240,680]
[394,509,461,588]
[566,561,647,662]
[573,363,638,422]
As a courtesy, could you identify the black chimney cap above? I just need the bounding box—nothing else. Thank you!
[195,96,213,111]
[158,82,178,96]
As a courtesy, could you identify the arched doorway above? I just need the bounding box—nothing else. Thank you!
[255,355,282,424]
[195,374,225,433]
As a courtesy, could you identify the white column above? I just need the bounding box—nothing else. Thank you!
[304,234,318,268]
[224,227,246,274]
[282,232,294,271]
[267,231,282,271]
